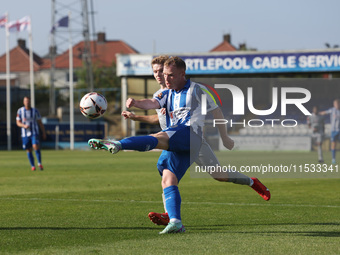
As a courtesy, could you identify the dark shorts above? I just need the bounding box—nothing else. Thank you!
[22,135,39,150]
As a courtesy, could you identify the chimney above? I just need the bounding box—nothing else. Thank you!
[223,34,231,43]
[97,32,106,43]
[239,43,247,51]
[18,39,26,49]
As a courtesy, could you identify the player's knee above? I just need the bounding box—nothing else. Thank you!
[161,177,174,189]
[151,132,169,141]
[161,170,178,189]
[151,132,169,150]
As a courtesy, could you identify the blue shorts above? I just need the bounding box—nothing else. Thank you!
[161,124,202,152]
[22,135,39,150]
[157,150,191,182]
[331,131,340,142]
[157,125,202,181]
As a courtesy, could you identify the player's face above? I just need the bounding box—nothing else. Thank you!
[152,64,165,86]
[163,64,186,91]
[334,100,340,109]
[23,97,31,109]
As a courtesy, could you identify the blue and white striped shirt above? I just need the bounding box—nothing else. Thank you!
[16,107,42,137]
[324,107,340,132]
[153,88,168,130]
[154,79,217,133]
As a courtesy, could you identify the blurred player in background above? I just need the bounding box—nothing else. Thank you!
[307,106,325,163]
[16,96,46,171]
[122,55,270,227]
[320,99,340,164]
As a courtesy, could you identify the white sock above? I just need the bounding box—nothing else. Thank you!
[170,218,181,224]
[162,192,167,213]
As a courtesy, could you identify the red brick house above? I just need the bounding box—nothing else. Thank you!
[0,32,138,88]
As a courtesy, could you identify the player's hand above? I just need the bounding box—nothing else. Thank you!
[160,108,166,115]
[126,98,136,108]
[122,111,136,120]
[223,137,234,150]
[24,124,29,129]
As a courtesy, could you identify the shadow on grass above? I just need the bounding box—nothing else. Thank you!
[186,222,340,237]
[0,226,156,231]
[1,223,339,237]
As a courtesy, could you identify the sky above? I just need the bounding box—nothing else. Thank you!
[1,0,340,57]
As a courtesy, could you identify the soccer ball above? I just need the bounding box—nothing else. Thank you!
[79,92,107,119]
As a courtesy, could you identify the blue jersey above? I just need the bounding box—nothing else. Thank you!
[154,79,217,134]
[324,107,340,132]
[16,107,42,137]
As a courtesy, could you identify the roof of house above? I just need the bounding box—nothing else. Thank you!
[210,41,237,52]
[40,38,138,69]
[210,34,237,52]
[0,33,139,72]
[0,42,43,72]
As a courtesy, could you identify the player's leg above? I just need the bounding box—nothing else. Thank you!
[148,191,169,226]
[23,137,35,171]
[196,141,270,200]
[32,135,43,170]
[331,141,336,164]
[26,148,35,171]
[159,131,201,233]
[148,151,169,226]
[316,134,324,163]
[197,141,251,185]
[330,131,338,164]
[159,169,185,234]
[88,131,169,153]
[153,132,200,233]
[149,150,191,228]
[88,125,190,153]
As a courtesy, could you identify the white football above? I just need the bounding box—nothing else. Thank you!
[79,92,107,119]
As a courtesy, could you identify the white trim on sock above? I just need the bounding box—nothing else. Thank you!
[170,218,181,224]
[162,192,167,213]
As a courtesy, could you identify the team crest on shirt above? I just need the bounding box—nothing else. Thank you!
[157,92,163,99]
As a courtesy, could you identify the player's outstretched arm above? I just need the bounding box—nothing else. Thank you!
[212,107,234,150]
[122,111,160,125]
[126,98,160,110]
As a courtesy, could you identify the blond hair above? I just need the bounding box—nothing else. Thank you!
[151,55,169,66]
[164,56,186,70]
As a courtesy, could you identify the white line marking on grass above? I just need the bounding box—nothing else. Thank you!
[1,197,340,208]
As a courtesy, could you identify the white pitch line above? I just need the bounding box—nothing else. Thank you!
[0,197,340,208]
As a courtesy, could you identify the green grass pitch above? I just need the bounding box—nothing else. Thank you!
[0,150,339,254]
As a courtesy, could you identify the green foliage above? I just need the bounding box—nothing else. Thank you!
[0,150,339,254]
[76,61,120,90]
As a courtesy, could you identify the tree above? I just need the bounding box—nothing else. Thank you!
[76,61,120,89]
